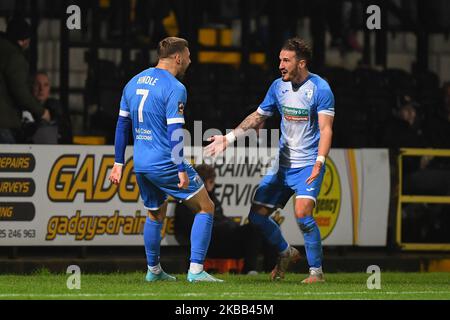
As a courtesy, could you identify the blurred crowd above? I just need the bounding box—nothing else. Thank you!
[0,17,72,145]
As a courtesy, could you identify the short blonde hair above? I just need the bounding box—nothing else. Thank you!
[157,37,189,59]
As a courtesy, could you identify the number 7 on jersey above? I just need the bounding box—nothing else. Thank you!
[136,89,149,122]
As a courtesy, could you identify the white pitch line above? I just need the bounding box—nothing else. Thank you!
[0,291,449,298]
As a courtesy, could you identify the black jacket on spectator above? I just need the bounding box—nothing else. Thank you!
[0,33,44,130]
[382,118,427,149]
[383,118,428,177]
[45,98,73,144]
[24,98,73,144]
[424,115,450,149]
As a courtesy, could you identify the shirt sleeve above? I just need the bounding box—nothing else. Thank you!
[166,84,186,125]
[114,115,131,165]
[316,88,335,117]
[257,81,278,117]
[118,87,130,118]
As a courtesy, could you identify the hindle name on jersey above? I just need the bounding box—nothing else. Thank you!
[137,76,158,86]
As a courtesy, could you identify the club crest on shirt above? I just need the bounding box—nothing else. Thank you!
[305,89,313,101]
[178,101,184,115]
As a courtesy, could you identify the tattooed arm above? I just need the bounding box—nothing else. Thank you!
[203,111,269,157]
[233,111,269,138]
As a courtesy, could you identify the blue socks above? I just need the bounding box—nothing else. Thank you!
[247,211,322,268]
[143,217,163,267]
[145,213,213,267]
[190,213,213,264]
[297,216,323,268]
[248,211,289,253]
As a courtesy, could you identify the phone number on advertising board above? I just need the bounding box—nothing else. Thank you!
[0,229,36,238]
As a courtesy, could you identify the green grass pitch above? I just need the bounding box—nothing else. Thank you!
[0,271,449,300]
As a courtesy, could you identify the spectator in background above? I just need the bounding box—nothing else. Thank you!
[174,164,277,274]
[403,84,450,242]
[416,82,450,195]
[0,17,50,143]
[385,95,450,196]
[31,71,73,144]
[327,0,362,53]
[383,95,429,194]
[383,95,427,149]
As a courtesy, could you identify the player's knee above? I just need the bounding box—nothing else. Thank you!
[294,200,314,219]
[295,210,313,219]
[295,209,309,219]
[148,210,165,223]
[200,198,215,214]
[207,199,215,214]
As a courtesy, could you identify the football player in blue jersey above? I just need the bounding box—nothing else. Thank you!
[109,37,223,283]
[205,38,335,283]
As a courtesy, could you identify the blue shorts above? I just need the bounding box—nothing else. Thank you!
[252,165,325,209]
[135,163,204,210]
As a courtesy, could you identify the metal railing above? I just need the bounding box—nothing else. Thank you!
[396,148,450,250]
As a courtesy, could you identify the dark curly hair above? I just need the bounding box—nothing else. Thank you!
[281,37,312,66]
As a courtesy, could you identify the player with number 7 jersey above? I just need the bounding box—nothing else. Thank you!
[121,68,187,172]
[109,37,223,283]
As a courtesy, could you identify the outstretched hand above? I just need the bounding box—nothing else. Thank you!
[203,135,229,157]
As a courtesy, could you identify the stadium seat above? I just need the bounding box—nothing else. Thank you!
[353,68,387,98]
[414,70,440,92]
[203,258,244,274]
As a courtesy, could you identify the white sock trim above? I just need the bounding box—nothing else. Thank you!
[189,262,204,274]
[310,266,323,274]
[148,263,162,274]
